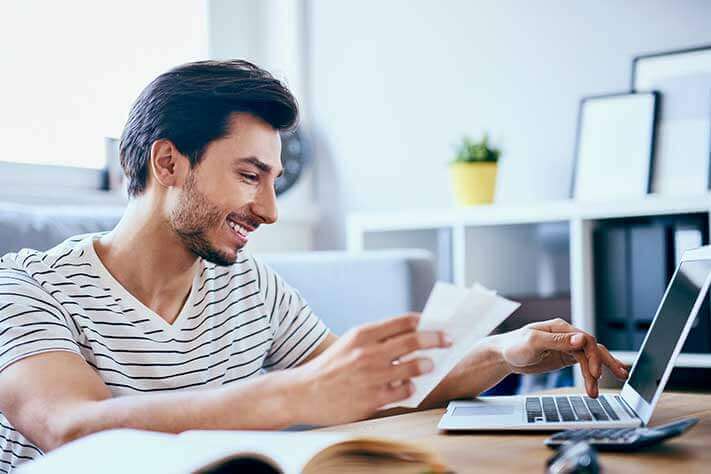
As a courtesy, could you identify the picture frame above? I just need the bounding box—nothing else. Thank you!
[571,92,658,201]
[101,137,127,196]
[632,44,711,195]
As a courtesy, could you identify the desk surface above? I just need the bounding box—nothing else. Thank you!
[317,391,711,473]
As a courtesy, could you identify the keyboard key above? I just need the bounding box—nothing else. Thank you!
[542,397,560,422]
[599,395,621,420]
[569,396,593,421]
[594,429,611,439]
[526,397,543,423]
[584,397,610,421]
[555,397,576,422]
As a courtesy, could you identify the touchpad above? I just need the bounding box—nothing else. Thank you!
[453,405,515,416]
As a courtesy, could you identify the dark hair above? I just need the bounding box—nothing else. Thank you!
[119,60,299,197]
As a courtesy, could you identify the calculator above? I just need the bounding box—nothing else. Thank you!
[544,418,699,451]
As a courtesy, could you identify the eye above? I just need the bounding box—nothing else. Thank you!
[240,173,259,183]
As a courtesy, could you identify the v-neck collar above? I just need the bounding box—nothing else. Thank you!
[84,234,204,334]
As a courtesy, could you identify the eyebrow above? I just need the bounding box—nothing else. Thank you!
[234,157,283,178]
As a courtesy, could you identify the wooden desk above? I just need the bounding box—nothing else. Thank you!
[318,391,711,473]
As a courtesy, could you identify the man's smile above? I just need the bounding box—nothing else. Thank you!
[226,214,257,244]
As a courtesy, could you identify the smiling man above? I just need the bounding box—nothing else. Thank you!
[0,60,627,472]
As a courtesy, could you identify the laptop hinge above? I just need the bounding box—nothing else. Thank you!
[618,396,644,425]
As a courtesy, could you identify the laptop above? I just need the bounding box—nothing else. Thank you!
[439,245,711,431]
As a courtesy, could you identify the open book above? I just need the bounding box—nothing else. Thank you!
[17,429,448,474]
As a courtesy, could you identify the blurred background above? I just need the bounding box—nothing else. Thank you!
[2,0,711,393]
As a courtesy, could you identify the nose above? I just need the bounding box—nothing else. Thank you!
[250,183,278,225]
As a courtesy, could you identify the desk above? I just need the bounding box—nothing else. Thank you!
[317,391,711,473]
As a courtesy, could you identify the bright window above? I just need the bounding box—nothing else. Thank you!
[0,0,208,171]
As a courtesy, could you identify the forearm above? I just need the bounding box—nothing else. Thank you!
[56,369,302,450]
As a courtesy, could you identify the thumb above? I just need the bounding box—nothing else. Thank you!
[537,331,585,352]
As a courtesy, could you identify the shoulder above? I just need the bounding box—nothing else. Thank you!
[0,232,100,274]
[0,233,103,304]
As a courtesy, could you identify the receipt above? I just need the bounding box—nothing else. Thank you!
[384,282,520,408]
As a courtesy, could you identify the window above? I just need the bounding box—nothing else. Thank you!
[0,0,208,190]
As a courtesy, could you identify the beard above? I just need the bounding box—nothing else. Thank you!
[169,172,241,267]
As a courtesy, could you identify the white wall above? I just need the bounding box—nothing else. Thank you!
[0,0,208,169]
[208,0,318,252]
[307,0,711,247]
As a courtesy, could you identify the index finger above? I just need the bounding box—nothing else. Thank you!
[358,313,421,342]
[382,330,451,360]
[597,343,629,380]
[571,350,599,398]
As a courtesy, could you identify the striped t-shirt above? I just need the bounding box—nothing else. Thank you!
[0,232,329,472]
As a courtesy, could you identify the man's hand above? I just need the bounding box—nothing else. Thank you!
[490,318,628,397]
[291,313,451,425]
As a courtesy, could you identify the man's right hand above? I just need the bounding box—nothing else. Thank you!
[291,313,451,425]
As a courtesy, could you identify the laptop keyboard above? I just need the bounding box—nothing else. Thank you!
[526,395,622,423]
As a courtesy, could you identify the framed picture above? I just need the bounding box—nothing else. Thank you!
[632,45,711,195]
[571,92,658,201]
[102,137,127,195]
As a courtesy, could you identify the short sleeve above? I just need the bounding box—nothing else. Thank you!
[0,267,83,373]
[252,258,329,371]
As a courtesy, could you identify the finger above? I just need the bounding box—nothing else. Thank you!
[571,351,598,398]
[597,343,629,380]
[535,330,601,379]
[386,357,433,383]
[357,313,420,342]
[577,333,602,380]
[379,380,414,407]
[530,330,585,354]
[559,352,577,366]
[382,331,451,360]
[527,317,574,333]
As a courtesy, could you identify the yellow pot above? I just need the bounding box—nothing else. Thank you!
[449,162,497,206]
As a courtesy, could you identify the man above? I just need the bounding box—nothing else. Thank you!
[0,60,627,471]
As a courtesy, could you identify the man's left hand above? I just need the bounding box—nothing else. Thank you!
[490,318,629,397]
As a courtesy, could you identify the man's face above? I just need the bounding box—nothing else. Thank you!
[169,113,282,266]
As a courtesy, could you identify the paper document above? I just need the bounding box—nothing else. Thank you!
[384,281,520,408]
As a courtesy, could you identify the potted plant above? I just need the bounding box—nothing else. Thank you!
[449,133,500,205]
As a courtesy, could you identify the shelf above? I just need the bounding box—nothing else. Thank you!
[612,351,711,368]
[349,197,711,388]
[348,194,711,233]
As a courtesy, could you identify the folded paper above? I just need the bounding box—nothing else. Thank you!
[384,282,520,408]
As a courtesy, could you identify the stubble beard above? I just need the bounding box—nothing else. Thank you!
[170,172,240,267]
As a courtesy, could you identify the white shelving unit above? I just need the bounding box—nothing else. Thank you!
[347,195,711,387]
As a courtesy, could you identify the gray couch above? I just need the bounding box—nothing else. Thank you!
[0,203,435,335]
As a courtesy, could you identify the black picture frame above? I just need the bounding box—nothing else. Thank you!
[631,44,711,194]
[570,92,659,200]
[630,43,711,91]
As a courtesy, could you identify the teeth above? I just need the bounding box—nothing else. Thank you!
[228,219,248,236]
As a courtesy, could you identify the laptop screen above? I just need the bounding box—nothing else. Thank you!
[626,259,711,403]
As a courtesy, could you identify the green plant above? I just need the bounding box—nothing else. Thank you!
[452,133,501,164]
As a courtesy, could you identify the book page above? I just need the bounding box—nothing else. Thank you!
[178,430,352,473]
[16,429,182,474]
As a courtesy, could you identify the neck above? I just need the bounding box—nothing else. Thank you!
[94,195,201,323]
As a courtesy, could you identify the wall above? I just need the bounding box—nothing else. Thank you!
[307,0,711,247]
[208,0,318,252]
[0,0,208,170]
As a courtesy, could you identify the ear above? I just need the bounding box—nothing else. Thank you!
[148,139,191,189]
